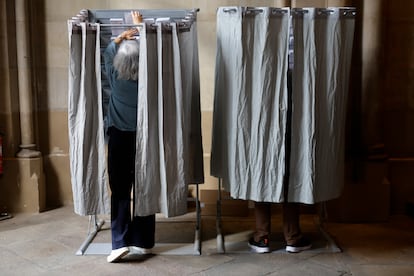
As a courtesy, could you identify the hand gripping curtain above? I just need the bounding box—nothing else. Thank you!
[67,22,110,215]
[288,8,356,203]
[135,22,204,217]
[211,7,290,202]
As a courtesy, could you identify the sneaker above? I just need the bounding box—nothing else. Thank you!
[107,247,129,263]
[248,237,271,253]
[128,246,152,255]
[286,237,312,253]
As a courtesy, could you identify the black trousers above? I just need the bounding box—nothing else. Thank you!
[107,127,155,250]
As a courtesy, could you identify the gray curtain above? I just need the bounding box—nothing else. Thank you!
[67,22,110,216]
[289,8,356,203]
[68,18,203,218]
[211,7,355,204]
[211,7,290,202]
[135,21,204,217]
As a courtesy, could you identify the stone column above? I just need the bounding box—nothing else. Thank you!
[327,0,354,6]
[361,0,383,148]
[15,0,40,158]
[291,0,325,7]
[275,0,291,7]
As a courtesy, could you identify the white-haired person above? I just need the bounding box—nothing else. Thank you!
[103,11,154,263]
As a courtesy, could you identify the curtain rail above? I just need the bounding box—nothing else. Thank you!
[222,7,289,15]
[71,8,199,23]
[221,7,356,17]
[69,21,194,32]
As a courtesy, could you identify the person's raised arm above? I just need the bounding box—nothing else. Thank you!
[113,11,142,44]
[114,28,139,44]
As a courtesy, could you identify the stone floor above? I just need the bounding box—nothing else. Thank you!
[1,205,414,276]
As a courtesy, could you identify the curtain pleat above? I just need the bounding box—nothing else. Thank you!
[134,23,161,216]
[211,7,290,202]
[135,22,203,217]
[67,22,110,215]
[289,9,318,203]
[289,8,355,203]
[186,21,205,185]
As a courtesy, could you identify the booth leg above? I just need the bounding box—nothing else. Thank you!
[194,184,202,255]
[216,178,225,253]
[317,202,342,253]
[76,215,105,256]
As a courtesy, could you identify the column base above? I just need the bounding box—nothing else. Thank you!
[0,157,46,213]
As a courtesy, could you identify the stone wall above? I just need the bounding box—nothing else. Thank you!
[1,0,413,217]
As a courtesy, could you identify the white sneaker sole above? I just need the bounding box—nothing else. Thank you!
[107,247,130,263]
[286,244,312,253]
[248,243,271,253]
[128,246,152,255]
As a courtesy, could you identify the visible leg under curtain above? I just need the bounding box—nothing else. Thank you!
[107,127,155,250]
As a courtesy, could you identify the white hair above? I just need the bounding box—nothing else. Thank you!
[113,40,140,81]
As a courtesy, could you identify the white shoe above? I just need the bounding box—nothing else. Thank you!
[128,246,152,255]
[107,247,129,263]
[285,238,312,253]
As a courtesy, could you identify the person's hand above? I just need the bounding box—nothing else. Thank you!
[122,28,139,39]
[131,10,143,25]
[114,28,139,44]
[113,11,142,44]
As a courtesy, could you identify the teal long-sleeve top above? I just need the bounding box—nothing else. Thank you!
[104,41,138,131]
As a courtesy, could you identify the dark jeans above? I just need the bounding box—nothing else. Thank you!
[107,127,155,250]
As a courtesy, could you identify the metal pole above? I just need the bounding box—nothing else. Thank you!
[216,178,225,253]
[194,184,201,255]
[76,216,105,256]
